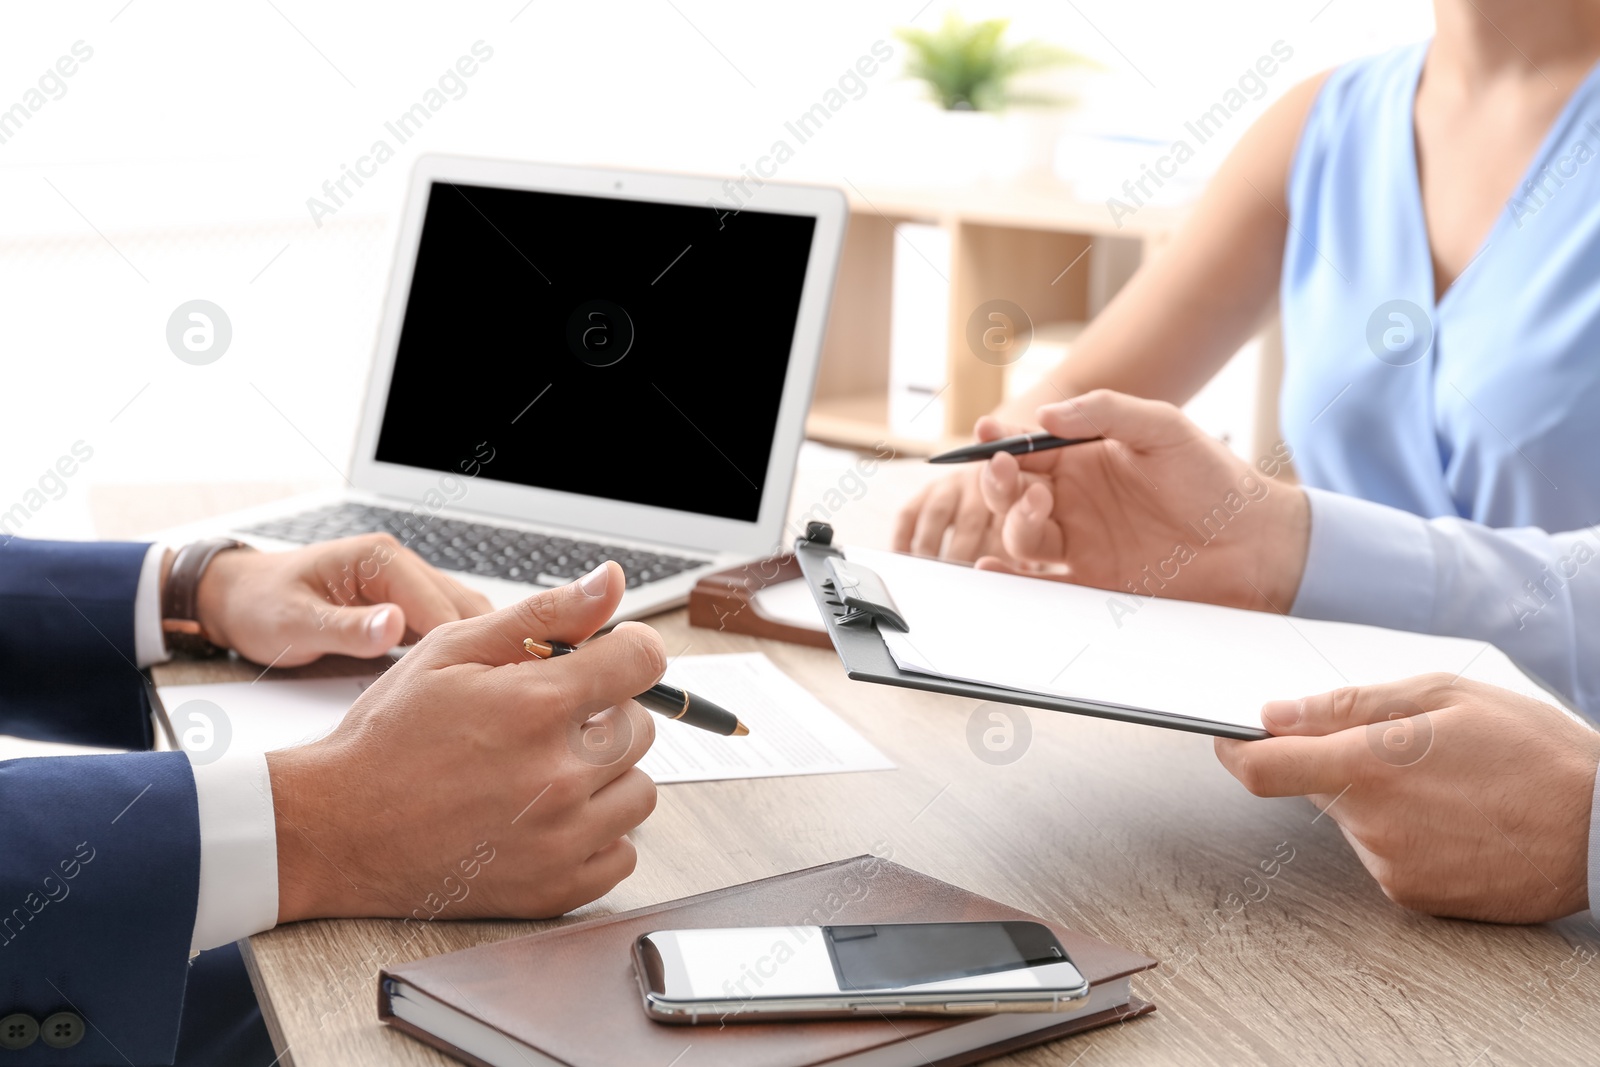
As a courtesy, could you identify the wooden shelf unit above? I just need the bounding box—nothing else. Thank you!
[805,180,1187,455]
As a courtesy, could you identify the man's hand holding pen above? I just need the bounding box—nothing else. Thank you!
[523,638,750,737]
[267,561,667,923]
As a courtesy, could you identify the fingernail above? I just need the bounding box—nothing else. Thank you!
[578,562,610,597]
[1262,699,1302,731]
[367,606,393,642]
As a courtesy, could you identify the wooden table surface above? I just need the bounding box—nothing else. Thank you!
[154,618,1600,1067]
[133,471,1600,1067]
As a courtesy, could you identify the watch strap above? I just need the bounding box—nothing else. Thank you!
[161,538,251,655]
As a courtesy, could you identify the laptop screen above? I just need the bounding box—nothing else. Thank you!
[374,180,818,523]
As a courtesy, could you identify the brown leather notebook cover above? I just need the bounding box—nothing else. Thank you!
[687,554,833,648]
[378,856,1158,1067]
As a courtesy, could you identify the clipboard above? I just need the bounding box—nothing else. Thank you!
[793,522,1270,741]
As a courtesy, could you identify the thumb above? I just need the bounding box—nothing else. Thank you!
[1260,673,1463,737]
[305,601,408,659]
[1036,389,1194,453]
[424,560,625,667]
[975,556,1072,582]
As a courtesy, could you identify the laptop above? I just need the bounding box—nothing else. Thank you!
[155,155,848,620]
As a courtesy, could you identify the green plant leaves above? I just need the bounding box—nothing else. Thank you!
[894,13,1099,112]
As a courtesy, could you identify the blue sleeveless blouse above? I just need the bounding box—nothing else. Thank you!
[1279,41,1600,531]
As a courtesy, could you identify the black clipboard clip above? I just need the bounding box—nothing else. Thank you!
[802,522,909,633]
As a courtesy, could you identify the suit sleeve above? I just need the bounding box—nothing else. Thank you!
[0,752,200,1066]
[0,538,154,749]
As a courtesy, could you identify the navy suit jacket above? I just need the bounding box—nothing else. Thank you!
[0,538,201,1065]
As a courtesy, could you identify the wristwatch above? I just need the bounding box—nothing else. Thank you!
[161,537,252,656]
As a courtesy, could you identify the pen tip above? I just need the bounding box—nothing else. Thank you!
[733,721,750,737]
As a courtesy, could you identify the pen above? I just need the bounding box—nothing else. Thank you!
[927,431,1102,464]
[522,638,750,737]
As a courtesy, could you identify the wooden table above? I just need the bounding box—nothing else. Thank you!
[132,478,1600,1067]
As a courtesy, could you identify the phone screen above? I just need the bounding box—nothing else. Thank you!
[824,922,1067,990]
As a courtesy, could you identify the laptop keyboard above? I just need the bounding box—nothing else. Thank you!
[239,502,707,590]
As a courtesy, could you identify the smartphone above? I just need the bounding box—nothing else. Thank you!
[633,921,1089,1022]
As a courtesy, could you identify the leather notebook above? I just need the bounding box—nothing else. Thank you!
[378,856,1158,1067]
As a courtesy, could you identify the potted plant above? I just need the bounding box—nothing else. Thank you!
[895,12,1098,181]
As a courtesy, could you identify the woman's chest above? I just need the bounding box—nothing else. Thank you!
[1413,90,1571,298]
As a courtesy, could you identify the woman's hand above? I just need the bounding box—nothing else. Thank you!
[893,416,1026,562]
[977,390,1307,612]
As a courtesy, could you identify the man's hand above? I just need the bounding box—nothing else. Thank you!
[1216,675,1600,923]
[893,417,1023,562]
[192,533,492,666]
[978,389,1308,612]
[267,560,663,922]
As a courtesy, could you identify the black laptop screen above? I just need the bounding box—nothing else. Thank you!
[373,180,817,523]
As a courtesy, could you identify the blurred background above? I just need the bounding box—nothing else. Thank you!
[0,0,1434,540]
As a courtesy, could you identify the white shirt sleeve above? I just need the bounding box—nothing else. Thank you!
[133,542,171,668]
[135,544,280,949]
[1590,767,1600,917]
[188,751,280,952]
[1290,487,1600,718]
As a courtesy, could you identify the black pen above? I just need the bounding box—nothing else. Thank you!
[928,431,1102,464]
[522,638,750,737]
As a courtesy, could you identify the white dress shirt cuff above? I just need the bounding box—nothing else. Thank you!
[134,542,171,668]
[1589,764,1600,918]
[189,750,280,952]
[1290,487,1438,633]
